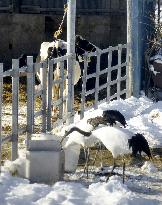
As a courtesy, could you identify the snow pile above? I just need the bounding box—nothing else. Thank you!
[148,109,162,123]
[87,176,156,205]
[0,172,160,205]
[141,161,158,174]
[3,148,26,178]
[1,95,162,204]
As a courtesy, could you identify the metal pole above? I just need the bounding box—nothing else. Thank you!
[67,0,76,124]
[127,0,141,97]
[127,0,156,97]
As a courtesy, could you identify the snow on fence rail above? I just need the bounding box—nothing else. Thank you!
[0,43,130,169]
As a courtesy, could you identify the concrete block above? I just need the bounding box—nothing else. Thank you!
[26,150,64,184]
[28,139,61,151]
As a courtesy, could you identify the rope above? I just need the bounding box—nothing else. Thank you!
[54,4,68,39]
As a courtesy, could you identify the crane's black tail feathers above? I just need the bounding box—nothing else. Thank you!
[128,133,152,160]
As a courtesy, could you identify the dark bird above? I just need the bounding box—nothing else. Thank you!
[19,54,27,68]
[128,133,152,159]
[102,110,127,128]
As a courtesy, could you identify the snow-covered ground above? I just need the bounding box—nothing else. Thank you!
[1,96,162,205]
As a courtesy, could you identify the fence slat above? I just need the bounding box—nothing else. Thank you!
[94,50,100,109]
[126,44,131,98]
[0,63,3,171]
[27,56,34,145]
[107,47,112,102]
[80,54,88,119]
[59,61,65,119]
[47,60,53,131]
[117,44,122,100]
[11,59,19,161]
[42,61,47,132]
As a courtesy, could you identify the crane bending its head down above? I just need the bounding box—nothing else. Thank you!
[63,126,152,183]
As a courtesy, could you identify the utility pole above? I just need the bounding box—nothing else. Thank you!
[127,0,155,97]
[67,0,76,123]
[127,0,141,97]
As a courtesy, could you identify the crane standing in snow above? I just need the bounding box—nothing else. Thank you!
[63,126,152,183]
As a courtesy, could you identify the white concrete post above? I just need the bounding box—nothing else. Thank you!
[67,0,76,124]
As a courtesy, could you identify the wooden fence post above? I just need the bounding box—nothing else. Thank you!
[94,50,100,109]
[80,54,88,119]
[42,61,47,132]
[27,56,34,145]
[59,61,64,119]
[117,44,122,100]
[0,63,3,170]
[11,59,19,161]
[107,47,112,102]
[47,60,53,131]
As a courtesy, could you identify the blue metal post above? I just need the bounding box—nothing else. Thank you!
[127,0,155,97]
[127,0,142,97]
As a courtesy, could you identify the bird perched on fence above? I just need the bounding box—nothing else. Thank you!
[102,109,127,128]
[63,126,152,183]
[19,54,27,68]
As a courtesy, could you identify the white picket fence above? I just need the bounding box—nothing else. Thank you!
[80,44,130,118]
[0,43,130,169]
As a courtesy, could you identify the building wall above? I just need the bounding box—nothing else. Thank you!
[0,0,127,68]
[0,14,45,68]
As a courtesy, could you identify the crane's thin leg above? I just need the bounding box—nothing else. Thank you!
[111,158,116,173]
[99,143,103,169]
[91,143,103,171]
[106,158,116,182]
[122,160,126,184]
[83,148,88,173]
[91,149,99,167]
[83,148,90,179]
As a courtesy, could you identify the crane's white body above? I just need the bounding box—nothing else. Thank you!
[64,126,133,159]
[92,127,133,158]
